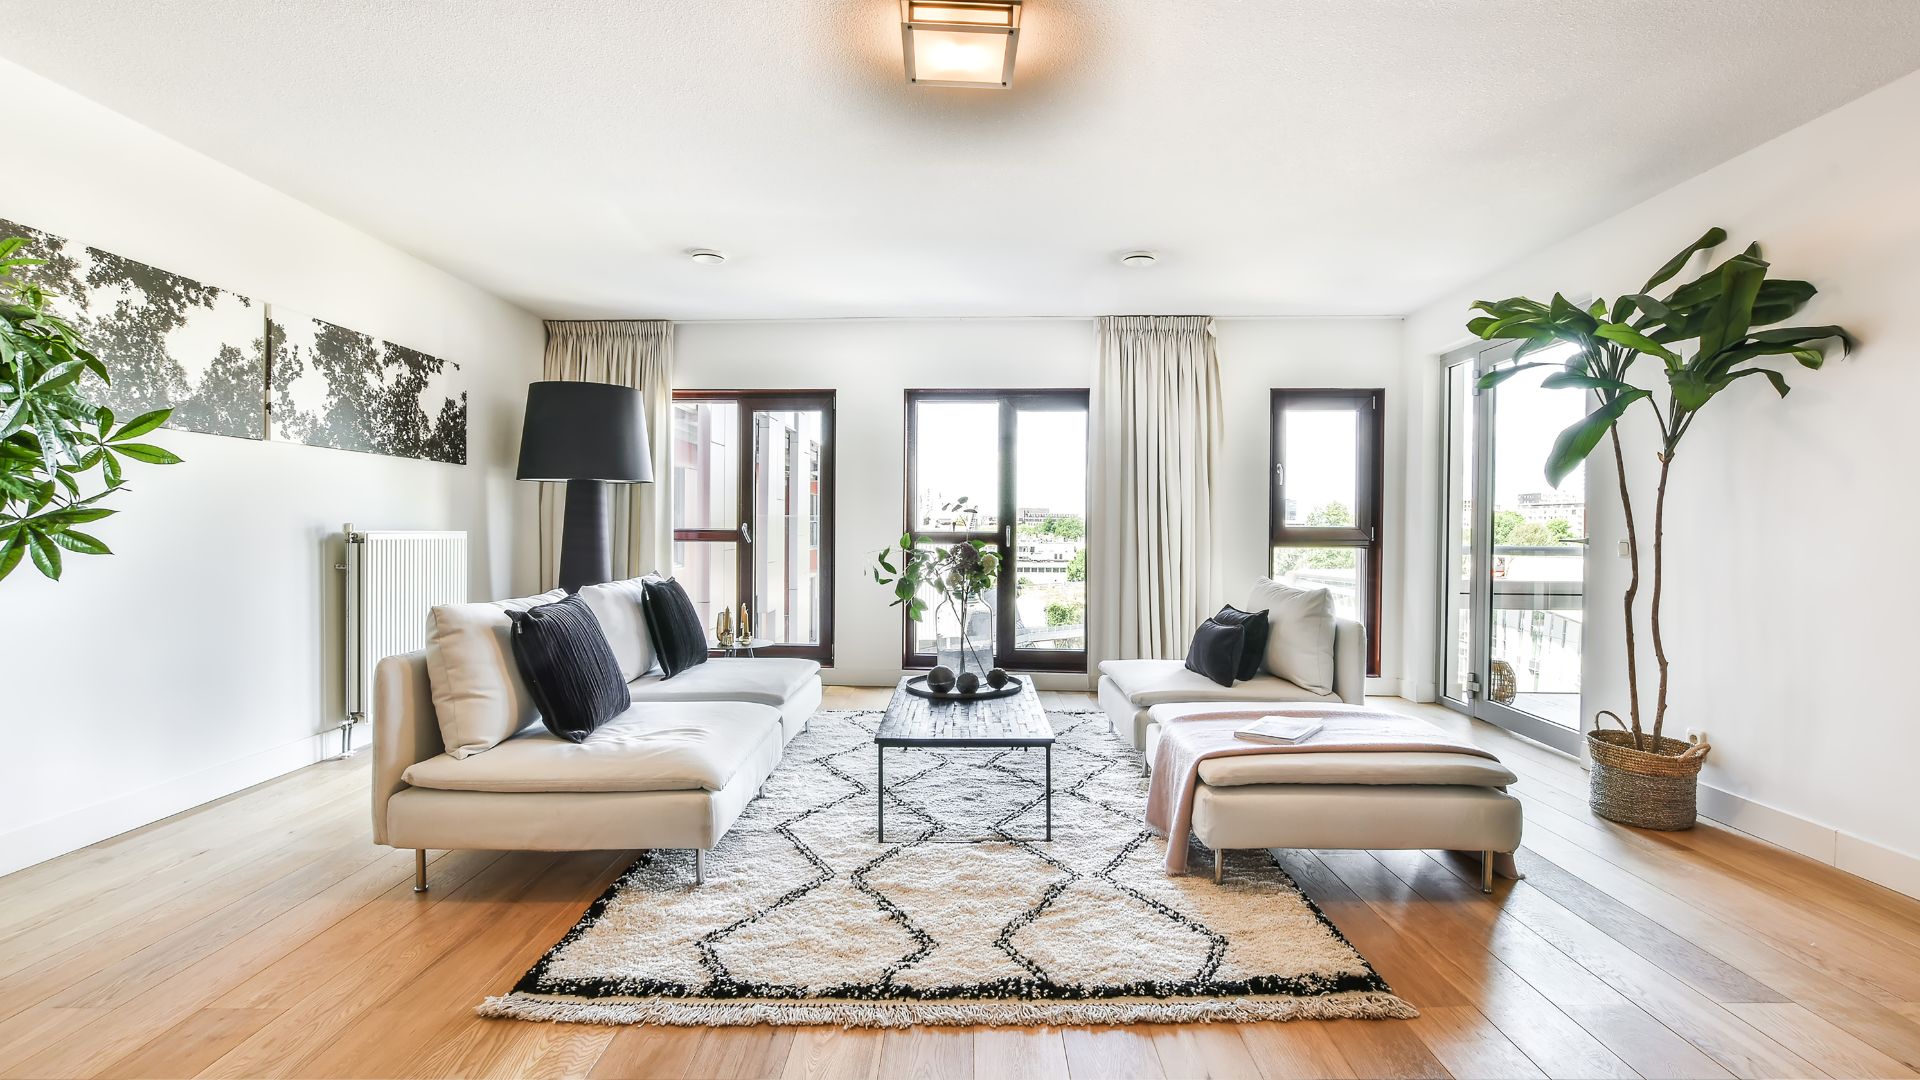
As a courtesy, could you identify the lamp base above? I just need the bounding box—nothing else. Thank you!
[558,480,612,592]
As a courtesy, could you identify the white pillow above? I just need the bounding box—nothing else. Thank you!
[424,589,566,758]
[1248,578,1336,695]
[577,577,658,682]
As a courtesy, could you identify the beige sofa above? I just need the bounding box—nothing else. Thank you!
[371,580,822,890]
[1099,617,1367,751]
[1102,585,1520,892]
[1144,702,1524,891]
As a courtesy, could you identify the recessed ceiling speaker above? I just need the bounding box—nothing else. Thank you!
[689,249,726,265]
[1121,251,1158,267]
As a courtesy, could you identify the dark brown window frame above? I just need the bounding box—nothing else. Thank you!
[1269,388,1385,676]
[902,388,1090,674]
[672,389,836,665]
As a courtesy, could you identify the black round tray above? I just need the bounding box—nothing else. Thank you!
[903,673,1024,702]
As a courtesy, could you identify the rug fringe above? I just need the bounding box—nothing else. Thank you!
[477,991,1418,1028]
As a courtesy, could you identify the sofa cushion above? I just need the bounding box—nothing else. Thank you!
[641,576,709,677]
[577,577,657,681]
[627,657,821,707]
[401,700,782,793]
[1144,723,1515,788]
[1099,658,1335,709]
[425,589,566,759]
[1213,604,1269,682]
[507,595,632,743]
[1183,618,1245,688]
[1249,578,1336,695]
[1142,703,1517,788]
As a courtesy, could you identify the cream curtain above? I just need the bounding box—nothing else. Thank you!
[1088,316,1225,663]
[537,320,674,589]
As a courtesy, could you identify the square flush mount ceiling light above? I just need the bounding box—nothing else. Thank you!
[901,1,1022,89]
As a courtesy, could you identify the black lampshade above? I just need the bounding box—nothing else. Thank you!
[515,381,653,483]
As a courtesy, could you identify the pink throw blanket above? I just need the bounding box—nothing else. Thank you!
[1144,707,1500,874]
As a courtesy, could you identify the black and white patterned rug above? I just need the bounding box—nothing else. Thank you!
[479,709,1414,1027]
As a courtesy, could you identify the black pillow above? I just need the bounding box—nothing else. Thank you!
[506,595,632,743]
[1184,618,1246,688]
[1212,604,1270,681]
[640,576,709,678]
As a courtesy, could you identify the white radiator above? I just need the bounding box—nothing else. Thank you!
[341,524,467,752]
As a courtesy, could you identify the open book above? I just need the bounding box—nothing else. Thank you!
[1235,716,1325,744]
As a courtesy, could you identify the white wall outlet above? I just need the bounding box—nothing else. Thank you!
[1685,727,1706,745]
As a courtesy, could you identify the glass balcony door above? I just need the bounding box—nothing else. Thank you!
[672,391,834,663]
[1439,342,1587,754]
[904,390,1089,672]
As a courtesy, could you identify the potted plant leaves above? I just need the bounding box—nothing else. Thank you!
[1469,229,1852,829]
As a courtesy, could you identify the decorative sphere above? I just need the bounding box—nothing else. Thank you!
[956,671,981,695]
[986,667,1009,689]
[927,666,956,694]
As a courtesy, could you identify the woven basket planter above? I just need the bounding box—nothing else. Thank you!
[1587,713,1711,830]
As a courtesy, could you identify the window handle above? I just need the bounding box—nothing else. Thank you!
[739,522,752,544]
[1004,524,1013,547]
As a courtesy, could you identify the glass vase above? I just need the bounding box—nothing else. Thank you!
[934,597,994,677]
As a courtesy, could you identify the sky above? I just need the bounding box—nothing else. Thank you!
[915,400,1087,522]
[1490,344,1588,507]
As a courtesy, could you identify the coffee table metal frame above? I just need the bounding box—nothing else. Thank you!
[874,678,1055,844]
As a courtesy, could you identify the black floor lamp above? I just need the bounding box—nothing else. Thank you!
[516,381,654,592]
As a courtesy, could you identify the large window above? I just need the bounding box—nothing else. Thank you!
[672,391,834,663]
[904,390,1089,672]
[1270,388,1383,675]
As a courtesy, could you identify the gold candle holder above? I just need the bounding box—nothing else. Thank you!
[714,607,733,648]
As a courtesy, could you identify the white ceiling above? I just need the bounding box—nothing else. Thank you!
[4,1,1918,320]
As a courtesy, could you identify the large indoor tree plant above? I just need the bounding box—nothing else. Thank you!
[1,235,181,582]
[1469,228,1852,829]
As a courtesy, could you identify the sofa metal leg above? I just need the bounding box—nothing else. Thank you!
[695,849,706,885]
[414,849,429,893]
[1214,848,1224,884]
[1481,850,1495,894]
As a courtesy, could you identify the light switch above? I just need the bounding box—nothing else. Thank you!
[1618,539,1631,558]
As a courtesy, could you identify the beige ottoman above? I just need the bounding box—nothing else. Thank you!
[1145,702,1525,892]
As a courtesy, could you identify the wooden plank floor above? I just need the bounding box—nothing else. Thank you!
[3,687,1918,1079]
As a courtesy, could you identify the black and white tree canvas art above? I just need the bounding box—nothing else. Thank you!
[0,217,266,440]
[267,308,466,464]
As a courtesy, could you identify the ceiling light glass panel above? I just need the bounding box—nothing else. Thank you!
[901,1,1022,89]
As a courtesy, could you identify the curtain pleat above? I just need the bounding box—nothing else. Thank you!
[537,320,674,589]
[1088,316,1224,663]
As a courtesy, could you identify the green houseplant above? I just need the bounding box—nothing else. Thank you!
[873,497,1001,684]
[1,235,181,582]
[1470,228,1852,828]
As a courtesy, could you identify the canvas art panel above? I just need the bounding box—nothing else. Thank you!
[267,306,466,465]
[0,217,266,440]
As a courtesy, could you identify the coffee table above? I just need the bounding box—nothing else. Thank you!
[874,675,1055,843]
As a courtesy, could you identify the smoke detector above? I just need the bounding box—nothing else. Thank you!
[1121,251,1158,267]
[689,249,726,265]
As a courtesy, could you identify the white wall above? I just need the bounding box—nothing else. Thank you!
[0,60,544,875]
[674,316,1411,690]
[1401,69,1920,896]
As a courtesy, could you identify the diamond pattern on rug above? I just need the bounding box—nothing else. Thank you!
[484,708,1416,1027]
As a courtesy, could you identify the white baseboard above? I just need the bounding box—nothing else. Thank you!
[1697,783,1920,901]
[0,727,348,878]
[1365,675,1402,698]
